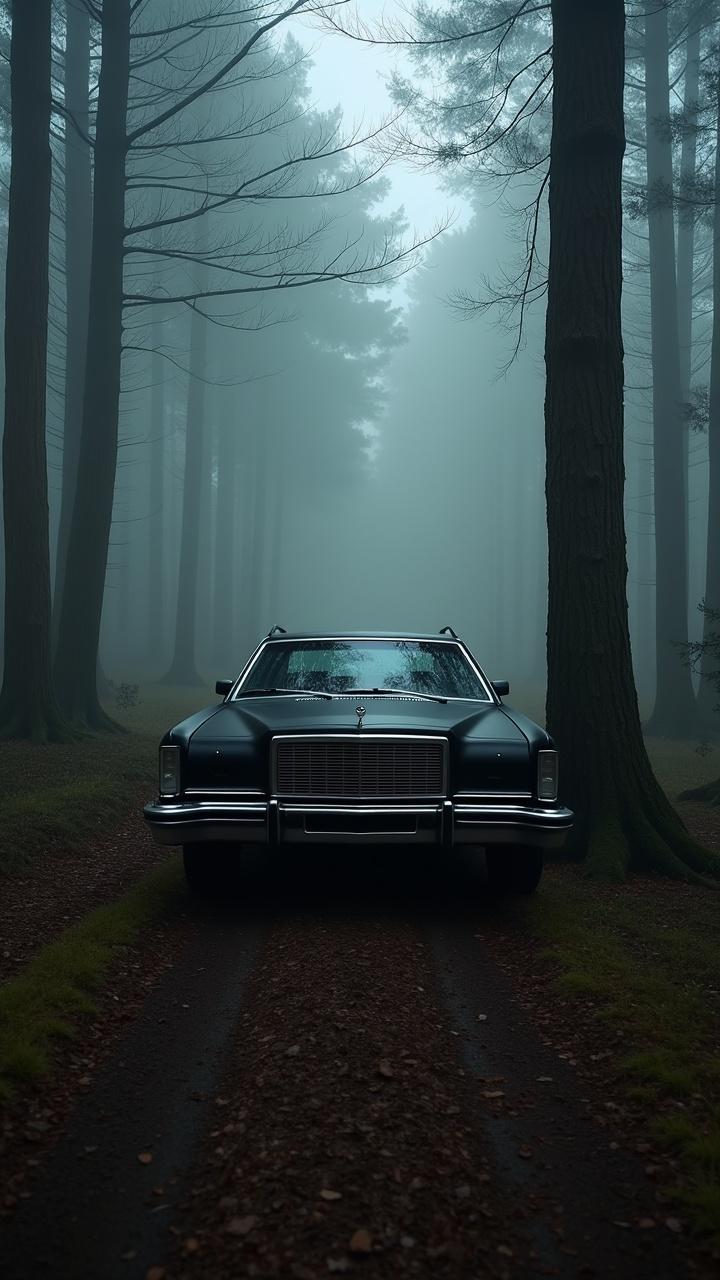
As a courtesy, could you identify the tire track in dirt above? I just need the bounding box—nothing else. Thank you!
[164,913,525,1280]
[2,905,264,1280]
[1,849,710,1280]
[427,916,699,1278]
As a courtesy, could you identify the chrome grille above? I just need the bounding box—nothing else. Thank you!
[273,736,446,798]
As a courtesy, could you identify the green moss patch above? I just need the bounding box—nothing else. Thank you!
[525,873,720,1240]
[0,857,183,1104]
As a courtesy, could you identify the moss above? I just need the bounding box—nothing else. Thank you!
[0,858,183,1103]
[525,873,720,1239]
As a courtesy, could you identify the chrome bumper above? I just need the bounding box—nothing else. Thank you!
[144,798,574,849]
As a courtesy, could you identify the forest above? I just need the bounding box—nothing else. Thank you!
[2,2,720,1278]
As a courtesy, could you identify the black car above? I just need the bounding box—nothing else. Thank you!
[144,629,573,893]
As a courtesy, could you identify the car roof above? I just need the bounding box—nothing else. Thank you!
[261,632,462,643]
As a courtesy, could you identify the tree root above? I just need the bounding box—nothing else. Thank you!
[576,786,720,885]
[581,814,629,882]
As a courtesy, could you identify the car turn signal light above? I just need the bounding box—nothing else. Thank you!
[159,745,179,796]
[537,750,558,801]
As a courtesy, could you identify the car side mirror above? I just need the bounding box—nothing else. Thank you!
[492,680,510,697]
[215,679,233,697]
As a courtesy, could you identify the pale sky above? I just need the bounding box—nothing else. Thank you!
[286,1,463,238]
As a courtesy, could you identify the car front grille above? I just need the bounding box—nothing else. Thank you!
[273,736,446,799]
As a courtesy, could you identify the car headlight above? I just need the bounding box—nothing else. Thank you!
[159,745,180,796]
[537,749,558,801]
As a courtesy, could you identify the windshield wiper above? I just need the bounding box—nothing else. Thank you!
[345,686,447,705]
[236,687,333,700]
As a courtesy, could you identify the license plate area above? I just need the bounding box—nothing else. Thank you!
[304,811,417,836]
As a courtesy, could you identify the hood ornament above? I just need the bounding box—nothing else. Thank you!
[355,704,366,729]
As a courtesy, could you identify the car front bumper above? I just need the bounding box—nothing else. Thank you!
[144,798,574,849]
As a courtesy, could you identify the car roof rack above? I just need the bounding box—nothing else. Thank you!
[439,625,459,639]
[267,624,288,637]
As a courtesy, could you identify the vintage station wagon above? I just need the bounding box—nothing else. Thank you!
[144,629,573,893]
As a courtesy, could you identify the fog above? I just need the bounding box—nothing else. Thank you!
[1,0,715,731]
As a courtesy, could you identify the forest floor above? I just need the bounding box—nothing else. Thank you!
[1,689,719,1279]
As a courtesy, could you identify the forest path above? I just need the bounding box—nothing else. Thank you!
[1,850,707,1280]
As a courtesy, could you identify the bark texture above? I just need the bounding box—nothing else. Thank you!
[0,0,67,740]
[643,4,697,736]
[54,0,93,648]
[545,0,717,880]
[676,22,700,405]
[53,0,130,727]
[685,61,720,789]
[698,67,720,718]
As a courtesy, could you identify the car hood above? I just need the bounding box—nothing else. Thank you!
[190,696,527,741]
[177,697,544,795]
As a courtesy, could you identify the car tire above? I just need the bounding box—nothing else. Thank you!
[183,843,224,895]
[485,846,543,894]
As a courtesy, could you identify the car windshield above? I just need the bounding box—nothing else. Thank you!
[237,639,490,700]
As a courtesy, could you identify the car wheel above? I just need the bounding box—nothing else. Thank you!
[183,843,224,895]
[485,846,543,894]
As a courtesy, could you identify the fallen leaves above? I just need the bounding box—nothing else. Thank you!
[137,1151,153,1165]
[319,1189,342,1201]
[348,1228,373,1253]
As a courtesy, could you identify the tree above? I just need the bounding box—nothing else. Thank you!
[680,45,720,804]
[0,0,69,740]
[52,0,433,727]
[544,0,716,878]
[643,1,697,735]
[330,0,719,878]
[53,0,93,650]
[53,0,130,728]
[697,32,720,719]
[160,259,208,685]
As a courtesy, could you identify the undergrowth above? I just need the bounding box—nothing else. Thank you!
[0,857,183,1103]
[525,876,720,1240]
[0,685,200,874]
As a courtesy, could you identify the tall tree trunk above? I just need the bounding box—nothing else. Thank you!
[644,3,697,736]
[0,0,68,740]
[677,23,700,405]
[265,459,285,628]
[241,424,268,654]
[213,415,238,672]
[677,18,704,705]
[53,0,92,648]
[160,290,208,686]
[699,70,720,719]
[147,306,166,666]
[235,424,257,660]
[54,0,130,727]
[545,0,717,880]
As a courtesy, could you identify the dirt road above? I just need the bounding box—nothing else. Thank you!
[1,849,711,1279]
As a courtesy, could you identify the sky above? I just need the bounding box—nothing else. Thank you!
[285,1,466,243]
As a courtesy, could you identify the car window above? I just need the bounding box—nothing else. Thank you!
[239,639,490,700]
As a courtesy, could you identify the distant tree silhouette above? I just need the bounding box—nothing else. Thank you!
[0,0,70,740]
